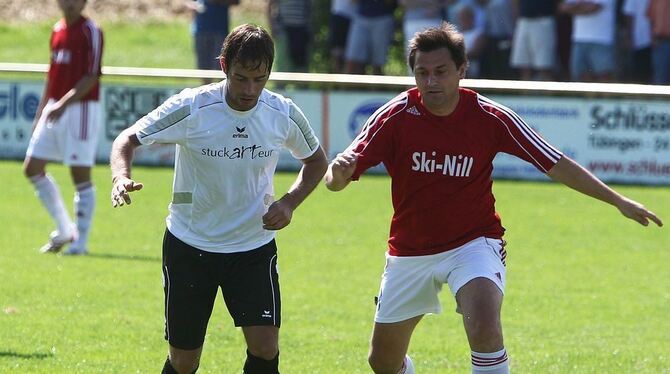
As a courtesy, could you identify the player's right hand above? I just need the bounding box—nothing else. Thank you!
[111,176,144,208]
[330,151,358,180]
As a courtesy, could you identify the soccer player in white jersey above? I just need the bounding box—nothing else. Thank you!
[23,0,103,255]
[325,23,663,374]
[110,24,327,374]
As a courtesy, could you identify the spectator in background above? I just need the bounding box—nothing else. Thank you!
[509,0,557,81]
[188,0,238,84]
[329,0,357,73]
[458,4,486,77]
[480,0,515,79]
[399,0,445,70]
[647,0,670,84]
[559,0,616,82]
[24,0,104,256]
[622,0,652,84]
[345,0,397,75]
[277,0,311,72]
[446,0,486,30]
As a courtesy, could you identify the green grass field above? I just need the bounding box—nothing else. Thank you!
[1,160,668,373]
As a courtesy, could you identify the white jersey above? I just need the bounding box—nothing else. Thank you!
[135,82,320,253]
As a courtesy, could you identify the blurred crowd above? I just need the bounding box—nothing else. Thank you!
[263,0,670,84]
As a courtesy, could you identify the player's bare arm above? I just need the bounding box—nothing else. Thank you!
[46,74,100,123]
[110,127,144,208]
[324,151,358,191]
[262,146,328,230]
[547,156,663,227]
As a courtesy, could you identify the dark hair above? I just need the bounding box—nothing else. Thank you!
[407,22,468,72]
[219,24,275,73]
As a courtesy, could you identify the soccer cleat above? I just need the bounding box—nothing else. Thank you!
[39,228,77,254]
[63,247,89,256]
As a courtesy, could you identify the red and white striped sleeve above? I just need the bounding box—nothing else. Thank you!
[83,20,103,76]
[348,93,408,180]
[478,94,563,173]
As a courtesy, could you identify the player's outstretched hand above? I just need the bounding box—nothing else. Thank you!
[262,198,294,230]
[111,176,144,208]
[616,197,663,227]
[331,151,358,180]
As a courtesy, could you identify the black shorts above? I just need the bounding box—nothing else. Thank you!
[162,229,281,350]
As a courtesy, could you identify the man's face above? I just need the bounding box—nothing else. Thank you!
[413,47,466,115]
[57,0,86,21]
[223,60,270,112]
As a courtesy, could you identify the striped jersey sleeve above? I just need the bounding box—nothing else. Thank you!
[284,101,320,159]
[83,19,103,76]
[135,89,193,145]
[349,93,409,180]
[477,94,562,173]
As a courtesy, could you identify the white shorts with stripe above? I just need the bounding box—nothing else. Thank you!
[374,236,507,323]
[26,99,100,167]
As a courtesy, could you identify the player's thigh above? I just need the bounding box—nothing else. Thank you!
[374,253,444,324]
[220,239,281,328]
[26,100,62,164]
[63,101,100,167]
[162,229,219,350]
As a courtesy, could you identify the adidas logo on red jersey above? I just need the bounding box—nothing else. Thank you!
[406,106,421,116]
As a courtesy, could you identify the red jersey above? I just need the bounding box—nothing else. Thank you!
[349,87,562,256]
[46,16,103,101]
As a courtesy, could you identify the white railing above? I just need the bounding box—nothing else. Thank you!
[2,62,670,96]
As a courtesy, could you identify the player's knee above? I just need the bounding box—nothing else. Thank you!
[467,320,503,352]
[368,351,403,374]
[247,344,278,361]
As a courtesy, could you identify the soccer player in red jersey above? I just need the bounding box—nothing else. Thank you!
[325,23,663,374]
[23,0,103,255]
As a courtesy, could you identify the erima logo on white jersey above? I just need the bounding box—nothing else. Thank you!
[52,49,71,64]
[411,151,474,177]
[406,106,421,116]
[232,126,249,138]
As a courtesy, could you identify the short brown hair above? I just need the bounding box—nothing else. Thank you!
[407,23,468,72]
[220,24,275,73]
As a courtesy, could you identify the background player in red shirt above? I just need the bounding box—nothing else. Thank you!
[23,0,103,255]
[325,23,663,374]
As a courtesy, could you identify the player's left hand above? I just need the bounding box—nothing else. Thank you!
[46,104,66,123]
[262,198,294,230]
[616,197,663,227]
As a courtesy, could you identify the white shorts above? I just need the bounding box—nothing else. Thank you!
[510,17,556,70]
[26,99,100,167]
[374,237,507,323]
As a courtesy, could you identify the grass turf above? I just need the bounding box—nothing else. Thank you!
[1,160,668,372]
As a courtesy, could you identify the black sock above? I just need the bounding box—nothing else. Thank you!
[162,357,178,374]
[162,357,199,374]
[243,349,279,374]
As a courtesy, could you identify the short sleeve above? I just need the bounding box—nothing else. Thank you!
[348,109,396,180]
[135,89,193,145]
[284,102,320,159]
[478,95,563,173]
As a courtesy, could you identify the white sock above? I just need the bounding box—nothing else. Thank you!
[30,174,73,235]
[472,348,509,373]
[399,355,415,374]
[71,183,95,250]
